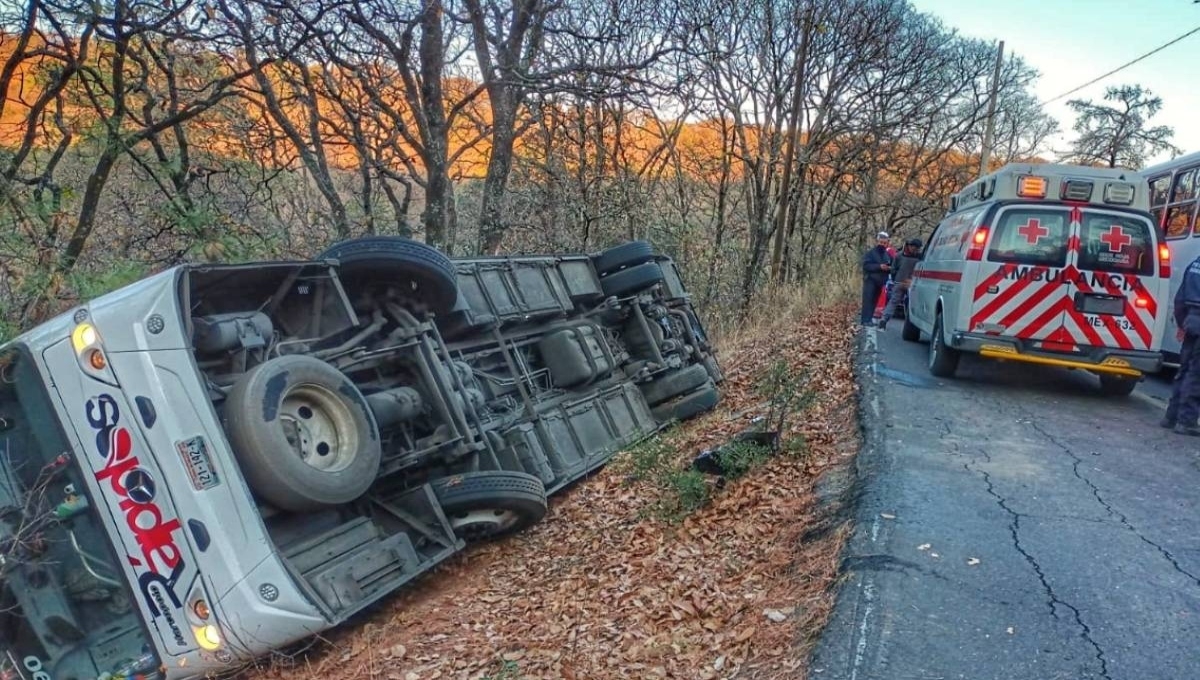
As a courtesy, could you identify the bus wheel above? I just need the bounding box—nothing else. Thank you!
[1098,374,1139,397]
[225,355,381,512]
[318,236,459,316]
[431,471,548,542]
[592,240,656,277]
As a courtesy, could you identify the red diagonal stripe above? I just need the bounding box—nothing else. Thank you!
[973,263,1015,302]
[971,266,1053,328]
[1099,277,1152,348]
[1073,276,1135,350]
[1064,306,1106,347]
[996,278,1066,331]
[1014,296,1068,340]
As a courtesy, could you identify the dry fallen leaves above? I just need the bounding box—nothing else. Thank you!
[247,303,861,680]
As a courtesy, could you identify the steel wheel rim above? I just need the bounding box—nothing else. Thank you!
[280,384,358,473]
[448,509,518,540]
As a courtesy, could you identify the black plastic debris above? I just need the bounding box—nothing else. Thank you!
[691,425,781,476]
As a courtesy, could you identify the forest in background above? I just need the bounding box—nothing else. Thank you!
[0,0,1059,340]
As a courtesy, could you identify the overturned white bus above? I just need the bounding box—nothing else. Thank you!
[0,238,721,679]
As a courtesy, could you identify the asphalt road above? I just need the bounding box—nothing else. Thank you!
[811,326,1200,680]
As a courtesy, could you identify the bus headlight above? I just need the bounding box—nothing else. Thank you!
[193,624,222,651]
[71,323,98,354]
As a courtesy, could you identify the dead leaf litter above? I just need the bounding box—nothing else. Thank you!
[248,303,861,680]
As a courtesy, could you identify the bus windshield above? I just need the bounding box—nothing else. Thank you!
[0,345,160,680]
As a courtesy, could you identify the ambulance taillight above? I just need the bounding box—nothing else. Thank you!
[967,226,989,261]
[1158,243,1171,278]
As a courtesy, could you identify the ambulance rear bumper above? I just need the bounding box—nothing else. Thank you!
[951,332,1162,376]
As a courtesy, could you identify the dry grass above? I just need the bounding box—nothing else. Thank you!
[240,286,861,680]
[711,265,861,346]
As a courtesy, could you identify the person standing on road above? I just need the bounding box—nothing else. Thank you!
[1164,254,1200,436]
[861,231,893,326]
[878,238,922,330]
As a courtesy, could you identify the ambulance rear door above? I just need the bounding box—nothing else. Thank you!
[969,205,1074,346]
[1064,208,1166,351]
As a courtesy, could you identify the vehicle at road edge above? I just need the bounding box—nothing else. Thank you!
[906,163,1168,395]
[0,238,722,679]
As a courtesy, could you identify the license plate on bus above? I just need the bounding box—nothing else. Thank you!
[176,435,221,490]
[1076,294,1124,316]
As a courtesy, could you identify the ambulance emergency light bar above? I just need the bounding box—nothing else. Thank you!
[951,163,1144,213]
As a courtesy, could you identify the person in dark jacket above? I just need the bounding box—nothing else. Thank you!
[878,238,923,330]
[1164,254,1200,436]
[861,231,893,325]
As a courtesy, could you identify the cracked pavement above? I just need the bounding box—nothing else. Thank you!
[811,328,1200,680]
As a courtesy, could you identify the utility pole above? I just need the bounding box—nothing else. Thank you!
[978,40,1005,176]
[770,5,812,283]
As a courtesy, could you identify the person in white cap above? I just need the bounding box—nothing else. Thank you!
[861,231,893,325]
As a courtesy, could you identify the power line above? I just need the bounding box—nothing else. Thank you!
[1042,23,1200,105]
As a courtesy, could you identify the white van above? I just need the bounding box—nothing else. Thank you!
[904,163,1169,396]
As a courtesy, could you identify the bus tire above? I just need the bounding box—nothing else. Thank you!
[640,363,710,406]
[224,355,382,512]
[600,262,665,298]
[318,236,459,316]
[651,381,720,423]
[593,240,655,276]
[431,471,548,542]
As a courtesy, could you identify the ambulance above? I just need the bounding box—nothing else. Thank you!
[904,163,1169,395]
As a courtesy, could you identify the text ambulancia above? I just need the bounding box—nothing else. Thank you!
[905,163,1169,395]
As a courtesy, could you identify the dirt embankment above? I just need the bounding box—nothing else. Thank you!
[248,303,860,680]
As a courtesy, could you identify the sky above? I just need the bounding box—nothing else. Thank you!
[908,0,1200,168]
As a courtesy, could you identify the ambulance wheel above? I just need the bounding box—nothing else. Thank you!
[1098,374,1138,397]
[901,315,921,342]
[928,313,960,378]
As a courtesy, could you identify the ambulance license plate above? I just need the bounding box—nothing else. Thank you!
[176,435,221,490]
[1077,294,1124,316]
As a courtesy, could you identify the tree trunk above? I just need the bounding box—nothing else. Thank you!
[479,94,518,254]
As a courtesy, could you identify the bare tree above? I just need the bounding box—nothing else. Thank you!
[1063,84,1179,169]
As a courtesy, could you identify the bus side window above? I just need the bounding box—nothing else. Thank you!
[1172,169,1196,202]
[1150,175,1171,207]
[1165,203,1195,239]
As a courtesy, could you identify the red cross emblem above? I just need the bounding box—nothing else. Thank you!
[1017,218,1049,245]
[1099,225,1132,253]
